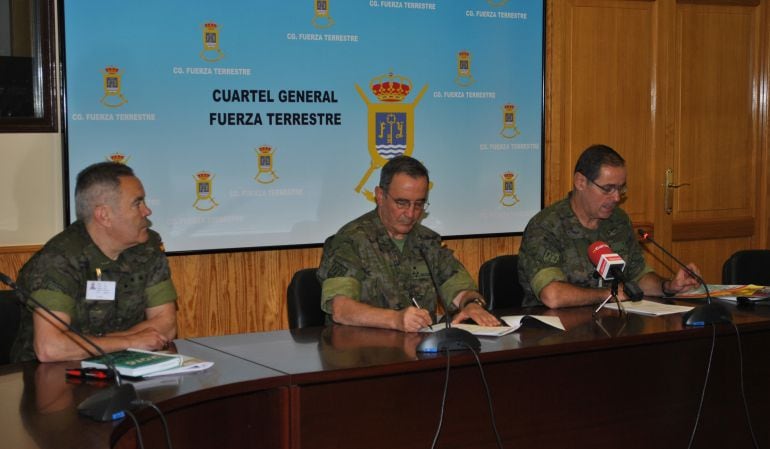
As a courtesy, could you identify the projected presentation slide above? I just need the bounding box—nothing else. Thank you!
[62,1,544,252]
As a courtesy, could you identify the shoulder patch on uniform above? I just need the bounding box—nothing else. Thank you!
[543,249,560,265]
[327,261,350,278]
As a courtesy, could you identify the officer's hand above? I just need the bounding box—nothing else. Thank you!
[126,327,169,351]
[399,307,433,332]
[452,303,501,327]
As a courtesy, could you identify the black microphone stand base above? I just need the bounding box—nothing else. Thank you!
[416,327,481,353]
[682,302,732,327]
[77,382,138,422]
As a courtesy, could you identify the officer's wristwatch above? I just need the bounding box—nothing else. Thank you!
[462,296,487,310]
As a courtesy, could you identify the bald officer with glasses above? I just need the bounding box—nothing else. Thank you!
[318,156,500,332]
[518,144,701,309]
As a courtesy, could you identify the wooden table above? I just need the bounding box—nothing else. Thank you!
[192,302,770,449]
[0,340,289,449]
[3,300,770,449]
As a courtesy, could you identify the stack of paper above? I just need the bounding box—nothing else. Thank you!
[604,300,693,316]
[418,315,565,336]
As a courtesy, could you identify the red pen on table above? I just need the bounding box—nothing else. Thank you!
[65,367,115,380]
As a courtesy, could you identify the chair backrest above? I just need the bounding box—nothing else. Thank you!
[478,255,524,310]
[0,289,21,365]
[287,268,325,329]
[722,250,770,285]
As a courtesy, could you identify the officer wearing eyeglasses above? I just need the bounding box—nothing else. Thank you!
[518,144,701,308]
[318,156,500,332]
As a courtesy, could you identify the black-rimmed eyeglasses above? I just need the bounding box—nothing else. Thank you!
[588,177,627,196]
[383,191,429,211]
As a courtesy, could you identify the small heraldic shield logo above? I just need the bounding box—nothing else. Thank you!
[200,22,224,62]
[193,170,219,211]
[101,66,127,108]
[499,171,520,207]
[254,145,279,184]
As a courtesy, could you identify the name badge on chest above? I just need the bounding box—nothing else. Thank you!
[86,280,116,300]
[86,268,116,300]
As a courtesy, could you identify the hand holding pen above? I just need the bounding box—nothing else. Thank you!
[411,297,433,330]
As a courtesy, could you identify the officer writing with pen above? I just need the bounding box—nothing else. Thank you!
[317,156,500,331]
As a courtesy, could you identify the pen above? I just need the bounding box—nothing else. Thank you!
[411,297,433,330]
[65,367,115,380]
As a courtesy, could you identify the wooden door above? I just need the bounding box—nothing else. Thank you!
[663,0,767,282]
[547,0,769,283]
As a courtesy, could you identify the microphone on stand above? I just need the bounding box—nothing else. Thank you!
[415,249,480,353]
[637,229,731,326]
[0,272,138,421]
[587,241,644,300]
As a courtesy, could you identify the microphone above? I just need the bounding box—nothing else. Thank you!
[0,272,138,421]
[415,249,480,353]
[587,241,644,300]
[637,229,731,326]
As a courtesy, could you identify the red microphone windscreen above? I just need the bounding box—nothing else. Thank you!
[587,241,612,266]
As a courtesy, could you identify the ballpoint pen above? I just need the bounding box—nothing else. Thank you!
[411,297,433,330]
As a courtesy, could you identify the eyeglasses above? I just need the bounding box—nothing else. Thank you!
[588,177,627,196]
[383,191,429,211]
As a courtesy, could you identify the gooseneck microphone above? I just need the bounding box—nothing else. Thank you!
[637,229,731,326]
[587,241,644,300]
[415,249,480,353]
[0,272,138,421]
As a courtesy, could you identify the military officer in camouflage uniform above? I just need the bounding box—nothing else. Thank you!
[318,156,500,332]
[11,162,177,362]
[518,144,701,308]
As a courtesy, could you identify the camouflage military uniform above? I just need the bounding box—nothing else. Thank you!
[318,209,477,321]
[518,195,653,307]
[10,221,177,362]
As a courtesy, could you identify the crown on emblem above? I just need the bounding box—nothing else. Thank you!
[502,171,515,180]
[108,152,127,163]
[196,171,212,180]
[204,22,218,29]
[458,50,470,59]
[370,72,412,102]
[105,66,120,74]
[258,145,272,154]
[503,103,516,112]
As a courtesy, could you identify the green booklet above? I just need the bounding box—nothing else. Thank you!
[82,348,183,377]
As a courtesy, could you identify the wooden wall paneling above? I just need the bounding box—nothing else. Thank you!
[762,0,770,246]
[549,1,658,222]
[673,3,759,222]
[443,235,522,279]
[168,246,324,338]
[671,236,755,283]
[756,0,770,247]
[566,1,658,224]
[668,1,765,280]
[545,0,564,205]
[0,246,37,286]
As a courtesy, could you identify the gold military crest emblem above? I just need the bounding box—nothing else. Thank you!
[100,66,127,108]
[355,71,428,202]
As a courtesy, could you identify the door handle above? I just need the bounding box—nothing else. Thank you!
[664,169,690,214]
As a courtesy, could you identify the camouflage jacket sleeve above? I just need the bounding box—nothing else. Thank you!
[123,230,177,309]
